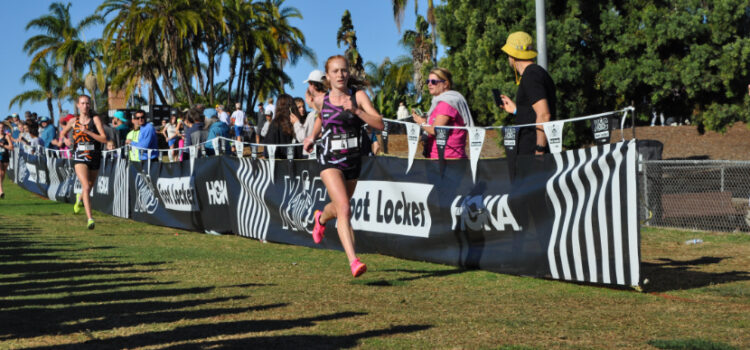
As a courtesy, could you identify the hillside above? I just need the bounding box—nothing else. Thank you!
[378,122,750,161]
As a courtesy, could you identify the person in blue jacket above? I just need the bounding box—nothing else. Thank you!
[129,110,159,161]
[39,116,57,148]
[203,108,230,156]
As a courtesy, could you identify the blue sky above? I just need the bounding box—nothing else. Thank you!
[0,0,437,122]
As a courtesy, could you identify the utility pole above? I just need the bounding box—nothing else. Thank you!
[536,0,548,70]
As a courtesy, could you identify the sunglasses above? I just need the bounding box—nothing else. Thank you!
[426,79,446,85]
[132,116,144,120]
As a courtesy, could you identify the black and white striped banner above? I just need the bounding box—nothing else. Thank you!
[546,140,639,286]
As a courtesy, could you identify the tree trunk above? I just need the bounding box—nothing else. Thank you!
[192,45,207,98]
[237,57,246,105]
[47,98,54,121]
[148,70,168,105]
[156,60,178,105]
[226,50,238,106]
[238,59,247,107]
[176,64,194,106]
[207,49,215,105]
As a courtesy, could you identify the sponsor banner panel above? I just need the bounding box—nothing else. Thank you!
[10,141,641,287]
[194,156,235,234]
[129,161,199,231]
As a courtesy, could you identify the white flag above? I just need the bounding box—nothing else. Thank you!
[468,127,486,183]
[405,122,421,174]
[543,121,564,154]
[189,145,197,175]
[235,141,244,158]
[266,145,276,183]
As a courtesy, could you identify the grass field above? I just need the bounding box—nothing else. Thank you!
[1,180,748,349]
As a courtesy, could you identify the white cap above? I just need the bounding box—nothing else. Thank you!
[304,69,325,84]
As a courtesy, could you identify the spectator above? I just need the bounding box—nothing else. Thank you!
[203,108,230,155]
[499,31,556,156]
[255,103,265,126]
[10,114,21,139]
[396,101,409,120]
[230,102,246,142]
[264,97,275,120]
[216,104,229,124]
[0,122,13,199]
[292,97,315,143]
[264,94,303,159]
[411,67,474,159]
[51,114,75,156]
[258,109,273,142]
[185,108,206,148]
[162,114,181,161]
[39,116,57,148]
[112,111,131,147]
[22,120,43,150]
[126,110,158,161]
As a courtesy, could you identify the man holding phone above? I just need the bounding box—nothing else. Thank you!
[497,31,556,156]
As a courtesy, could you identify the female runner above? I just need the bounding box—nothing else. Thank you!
[58,95,107,229]
[303,55,384,277]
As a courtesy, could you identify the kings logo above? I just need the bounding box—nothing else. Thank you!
[279,170,327,232]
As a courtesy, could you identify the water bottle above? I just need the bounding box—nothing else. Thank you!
[685,238,703,245]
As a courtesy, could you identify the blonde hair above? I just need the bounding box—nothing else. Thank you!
[429,68,453,89]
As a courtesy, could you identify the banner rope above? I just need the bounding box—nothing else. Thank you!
[34,107,636,160]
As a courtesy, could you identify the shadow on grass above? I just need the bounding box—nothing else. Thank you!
[357,268,467,287]
[0,227,279,344]
[25,313,432,350]
[642,256,750,292]
[164,324,432,350]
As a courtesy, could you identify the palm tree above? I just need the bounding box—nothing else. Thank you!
[99,0,170,105]
[391,0,438,65]
[9,57,63,119]
[400,15,433,100]
[24,2,103,98]
[266,0,316,89]
[366,56,413,117]
[337,10,366,82]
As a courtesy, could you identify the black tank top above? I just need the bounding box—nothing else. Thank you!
[318,90,364,165]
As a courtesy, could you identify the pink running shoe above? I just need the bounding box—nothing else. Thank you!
[350,258,367,277]
[312,210,325,244]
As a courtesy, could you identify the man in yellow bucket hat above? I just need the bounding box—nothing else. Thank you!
[498,31,557,156]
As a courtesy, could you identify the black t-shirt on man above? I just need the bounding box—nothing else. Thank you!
[513,63,556,155]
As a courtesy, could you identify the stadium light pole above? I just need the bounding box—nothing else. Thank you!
[536,0,548,70]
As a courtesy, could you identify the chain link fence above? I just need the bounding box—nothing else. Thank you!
[640,160,750,232]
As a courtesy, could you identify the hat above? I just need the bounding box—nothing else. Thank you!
[203,108,217,118]
[62,114,76,123]
[264,109,273,116]
[304,69,326,84]
[40,116,51,122]
[11,113,19,118]
[501,31,537,60]
[114,111,128,123]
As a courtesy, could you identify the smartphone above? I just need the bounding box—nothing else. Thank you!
[492,89,504,106]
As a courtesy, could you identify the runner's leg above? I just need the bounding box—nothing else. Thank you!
[320,168,358,263]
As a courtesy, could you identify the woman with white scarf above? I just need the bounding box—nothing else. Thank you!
[411,68,474,159]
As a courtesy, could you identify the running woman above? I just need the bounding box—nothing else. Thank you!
[0,123,14,199]
[303,55,384,277]
[58,95,107,229]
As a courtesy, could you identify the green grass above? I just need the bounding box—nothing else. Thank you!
[1,180,749,349]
